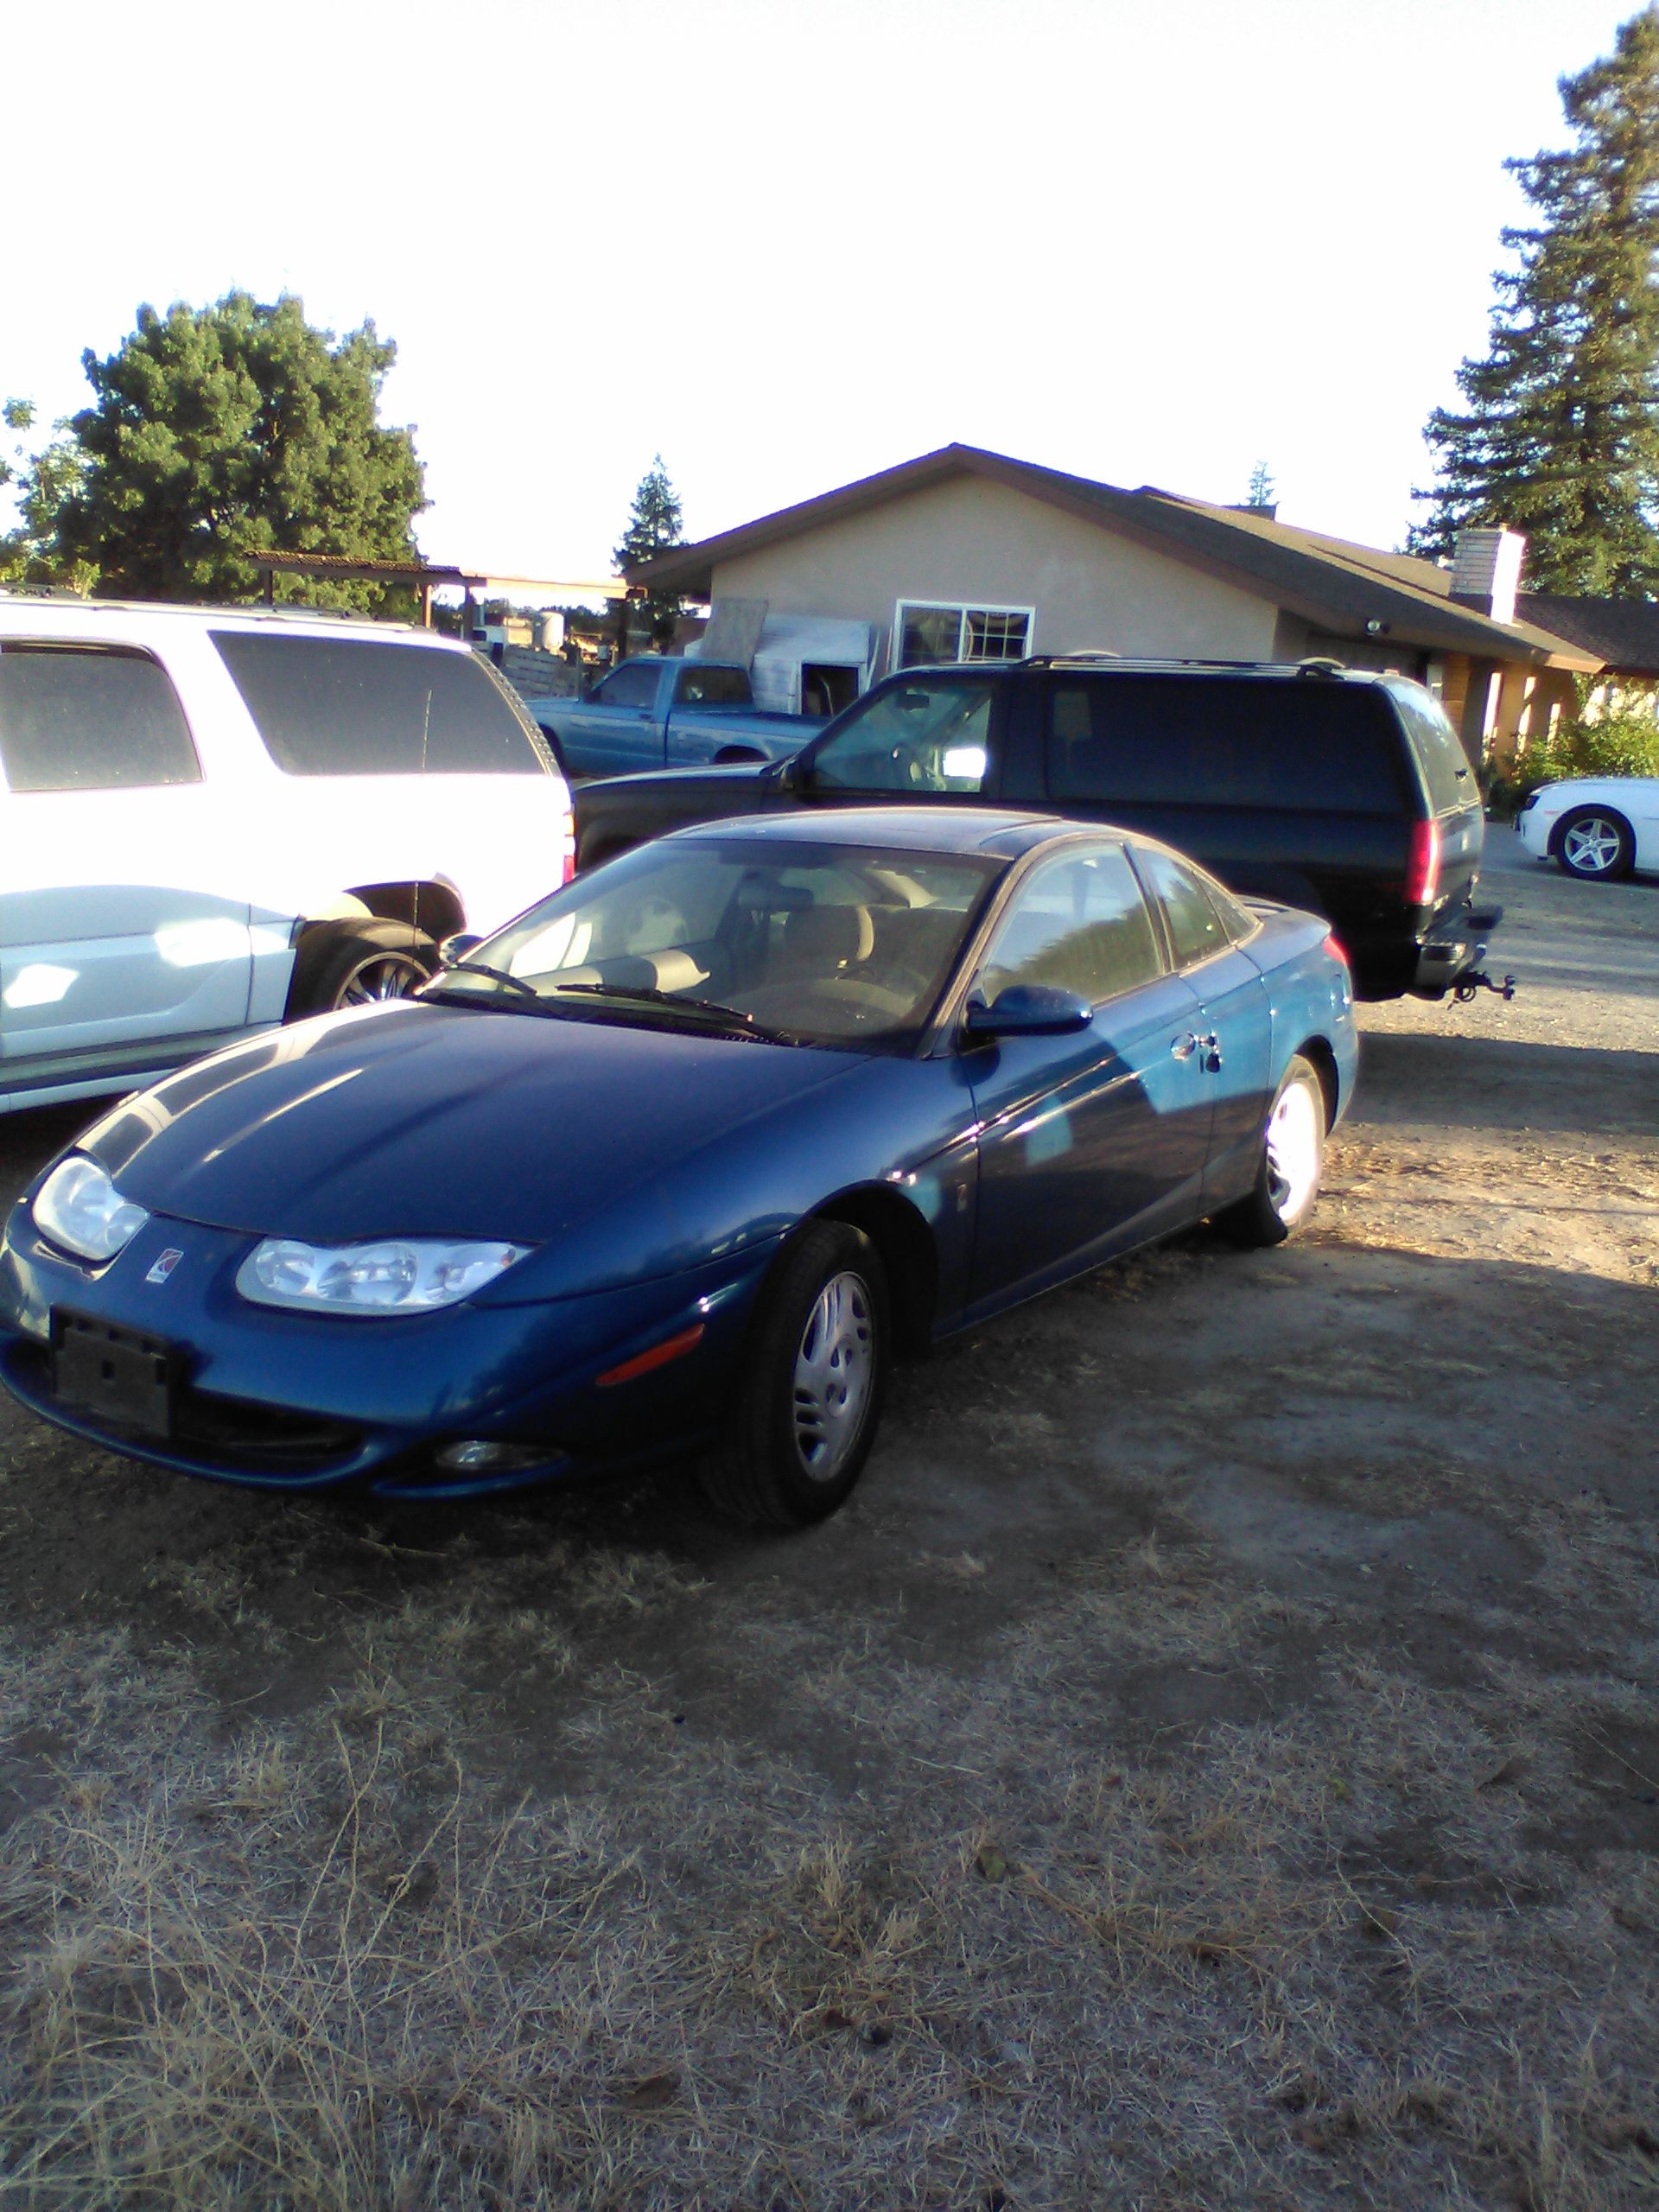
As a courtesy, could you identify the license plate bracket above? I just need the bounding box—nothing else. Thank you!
[51,1312,178,1439]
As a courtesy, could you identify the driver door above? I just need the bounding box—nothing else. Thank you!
[798,674,1004,804]
[961,842,1211,1319]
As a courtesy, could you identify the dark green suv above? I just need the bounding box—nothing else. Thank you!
[572,658,1497,1001]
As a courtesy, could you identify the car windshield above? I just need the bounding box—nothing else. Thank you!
[430,836,1001,1049]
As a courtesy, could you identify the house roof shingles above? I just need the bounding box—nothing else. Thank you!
[628,442,1602,672]
[1516,593,1659,675]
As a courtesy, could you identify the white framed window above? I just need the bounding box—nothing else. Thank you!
[893,601,1033,671]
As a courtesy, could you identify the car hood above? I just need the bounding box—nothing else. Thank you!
[79,1001,857,1262]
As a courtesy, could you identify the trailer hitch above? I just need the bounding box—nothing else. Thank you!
[1453,970,1516,1002]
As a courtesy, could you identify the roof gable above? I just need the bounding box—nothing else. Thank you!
[627,443,1599,671]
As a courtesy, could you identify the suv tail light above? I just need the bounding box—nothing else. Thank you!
[1405,817,1441,907]
[561,809,576,885]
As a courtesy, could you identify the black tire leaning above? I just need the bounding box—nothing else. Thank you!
[286,918,439,1020]
[1554,806,1635,881]
[1215,1054,1327,1249]
[699,1220,889,1529]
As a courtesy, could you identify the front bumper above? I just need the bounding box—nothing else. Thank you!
[0,1200,772,1500]
[1515,802,1552,860]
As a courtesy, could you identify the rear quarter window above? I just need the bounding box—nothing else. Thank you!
[1046,677,1407,816]
[1387,683,1478,815]
[0,643,200,791]
[213,632,552,776]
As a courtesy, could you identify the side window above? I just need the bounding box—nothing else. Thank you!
[1045,676,1404,814]
[674,664,752,708]
[0,645,200,791]
[977,844,1163,1006]
[212,632,550,775]
[1135,847,1234,968]
[593,663,661,709]
[1389,683,1476,814]
[809,677,994,793]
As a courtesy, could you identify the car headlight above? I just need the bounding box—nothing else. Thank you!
[33,1156,150,1262]
[235,1236,530,1316]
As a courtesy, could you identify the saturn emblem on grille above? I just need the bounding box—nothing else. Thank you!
[145,1249,184,1285]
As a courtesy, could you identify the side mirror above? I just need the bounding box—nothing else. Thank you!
[963,984,1094,1038]
[439,932,485,966]
[765,753,805,793]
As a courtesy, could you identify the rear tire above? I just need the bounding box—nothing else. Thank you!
[287,919,438,1018]
[699,1222,889,1528]
[1216,1055,1326,1248]
[1555,806,1634,881]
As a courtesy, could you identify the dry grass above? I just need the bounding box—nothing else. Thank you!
[1,1495,1656,2212]
[1,956,1656,2207]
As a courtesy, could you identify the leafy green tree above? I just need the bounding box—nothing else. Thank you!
[614,454,685,652]
[20,293,426,611]
[1409,7,1659,593]
[2,399,99,590]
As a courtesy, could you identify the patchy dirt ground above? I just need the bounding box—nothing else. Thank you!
[0,838,1654,2212]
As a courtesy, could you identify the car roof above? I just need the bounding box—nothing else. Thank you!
[0,590,463,651]
[672,805,1132,861]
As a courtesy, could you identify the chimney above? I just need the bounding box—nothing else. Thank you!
[1450,527,1525,625]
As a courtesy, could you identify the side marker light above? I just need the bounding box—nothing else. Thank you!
[596,1322,706,1389]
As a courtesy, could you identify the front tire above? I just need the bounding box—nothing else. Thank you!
[700,1222,889,1528]
[1217,1056,1326,1248]
[1555,806,1634,881]
[287,919,438,1018]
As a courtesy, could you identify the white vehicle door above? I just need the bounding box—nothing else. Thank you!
[0,641,254,1084]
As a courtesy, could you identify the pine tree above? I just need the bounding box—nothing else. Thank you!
[614,455,685,652]
[1408,6,1659,594]
[1245,461,1276,512]
[16,293,426,612]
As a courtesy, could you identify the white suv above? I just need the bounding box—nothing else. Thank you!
[0,593,574,1115]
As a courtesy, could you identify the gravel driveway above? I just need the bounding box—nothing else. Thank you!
[0,837,1653,2212]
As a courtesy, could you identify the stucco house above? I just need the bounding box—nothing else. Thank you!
[626,443,1611,766]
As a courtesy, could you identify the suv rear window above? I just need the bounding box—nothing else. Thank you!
[0,644,200,791]
[1386,683,1477,815]
[1046,677,1405,816]
[213,632,550,776]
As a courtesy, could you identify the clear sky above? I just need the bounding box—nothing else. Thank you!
[3,0,1639,593]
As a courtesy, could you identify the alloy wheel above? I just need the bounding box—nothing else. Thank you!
[1560,815,1624,877]
[334,952,431,1007]
[1265,1079,1321,1224]
[791,1270,874,1481]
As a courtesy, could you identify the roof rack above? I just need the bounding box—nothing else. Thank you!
[1017,652,1294,672]
[0,586,416,632]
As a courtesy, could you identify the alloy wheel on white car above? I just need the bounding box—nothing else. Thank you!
[334,950,433,1007]
[1558,810,1632,880]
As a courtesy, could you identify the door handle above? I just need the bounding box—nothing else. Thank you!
[1172,1031,1223,1070]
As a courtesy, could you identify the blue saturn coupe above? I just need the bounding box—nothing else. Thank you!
[0,809,1356,1525]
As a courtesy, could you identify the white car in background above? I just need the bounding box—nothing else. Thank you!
[1516,775,1659,880]
[0,594,574,1116]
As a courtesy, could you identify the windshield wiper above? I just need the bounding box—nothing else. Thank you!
[550,983,785,1039]
[429,958,543,1002]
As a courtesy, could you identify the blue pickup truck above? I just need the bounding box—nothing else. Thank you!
[527,658,816,779]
